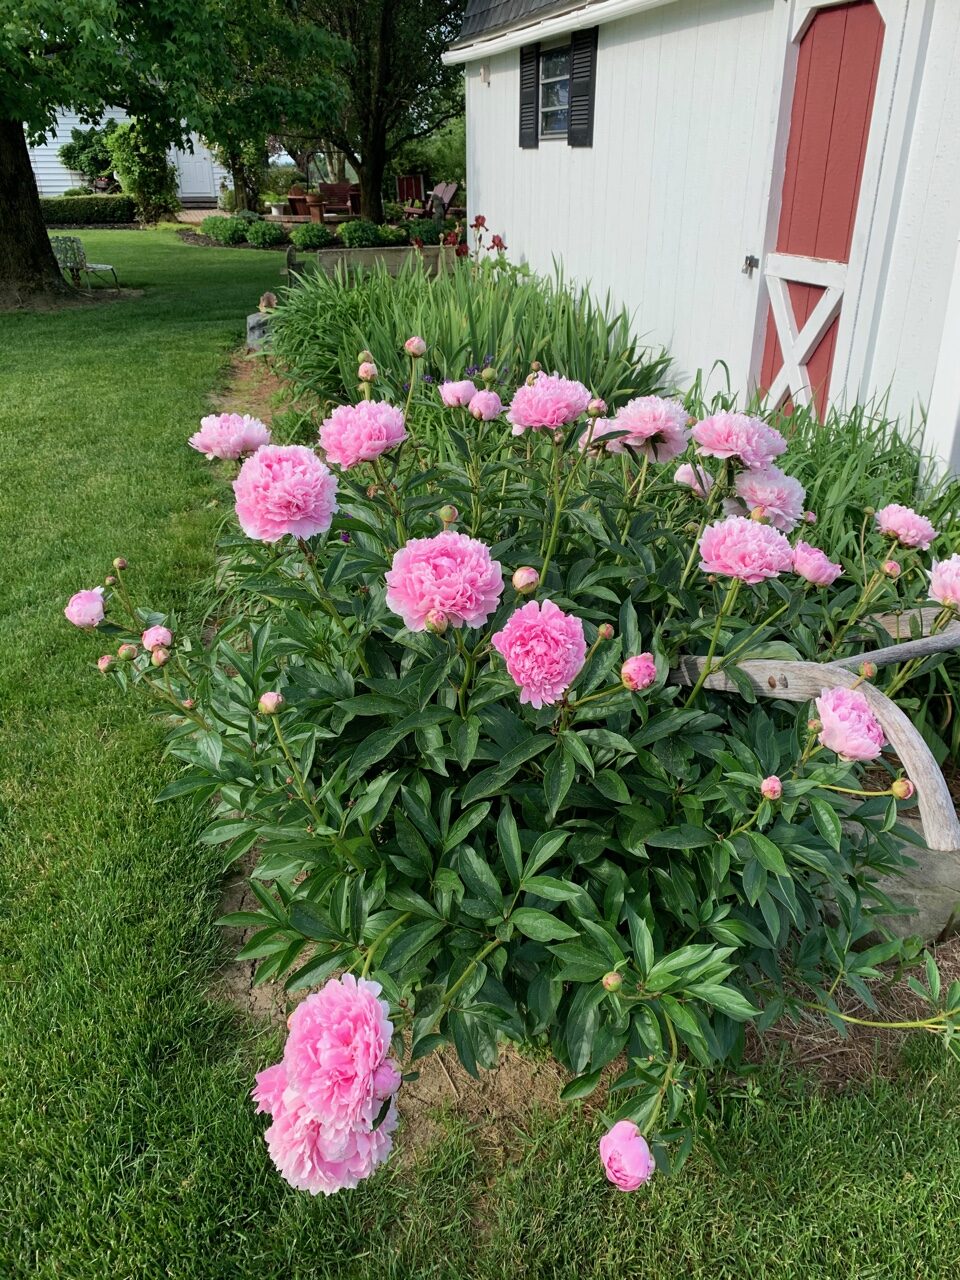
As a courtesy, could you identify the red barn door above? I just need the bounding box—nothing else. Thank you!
[759,1,884,416]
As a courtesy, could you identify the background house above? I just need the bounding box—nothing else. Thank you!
[28,109,230,205]
[446,0,960,471]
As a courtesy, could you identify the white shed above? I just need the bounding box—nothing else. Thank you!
[446,0,960,471]
[28,110,231,205]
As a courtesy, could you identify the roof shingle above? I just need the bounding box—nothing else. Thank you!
[453,0,597,46]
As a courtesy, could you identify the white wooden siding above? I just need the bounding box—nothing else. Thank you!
[27,110,230,200]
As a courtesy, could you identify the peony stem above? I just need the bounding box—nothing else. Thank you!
[360,912,413,979]
[683,578,741,708]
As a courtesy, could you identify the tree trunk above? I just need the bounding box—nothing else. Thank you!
[0,120,71,306]
[358,137,386,223]
[229,156,250,211]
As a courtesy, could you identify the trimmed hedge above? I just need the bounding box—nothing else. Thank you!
[289,222,334,250]
[199,215,248,245]
[245,220,287,249]
[41,194,137,225]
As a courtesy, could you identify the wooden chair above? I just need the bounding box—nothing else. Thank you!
[50,235,119,290]
[316,182,353,217]
[404,182,459,220]
[396,174,426,205]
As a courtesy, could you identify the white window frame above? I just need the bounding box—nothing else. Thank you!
[539,43,571,140]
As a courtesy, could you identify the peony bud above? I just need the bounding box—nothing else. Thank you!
[601,972,623,993]
[357,361,378,382]
[859,661,877,680]
[182,698,196,710]
[882,559,901,579]
[750,506,767,522]
[150,646,170,668]
[97,654,116,674]
[357,350,374,363]
[512,566,540,594]
[597,623,615,641]
[530,361,542,373]
[804,511,817,524]
[621,653,657,692]
[587,397,607,418]
[760,775,782,801]
[117,643,138,661]
[366,484,380,499]
[104,574,117,587]
[142,625,173,652]
[480,365,498,385]
[258,691,284,715]
[438,504,458,526]
[113,557,127,571]
[425,609,448,635]
[807,718,822,733]
[891,777,915,801]
[404,336,427,358]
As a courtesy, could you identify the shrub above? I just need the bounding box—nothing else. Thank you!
[245,220,287,249]
[61,186,94,197]
[383,200,406,221]
[290,222,334,250]
[105,121,180,223]
[233,208,262,223]
[263,165,306,197]
[339,219,382,249]
[69,365,960,1194]
[269,259,671,411]
[199,215,248,245]
[378,224,409,246]
[56,120,119,187]
[41,194,137,225]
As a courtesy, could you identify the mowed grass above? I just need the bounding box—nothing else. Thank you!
[1,229,959,1279]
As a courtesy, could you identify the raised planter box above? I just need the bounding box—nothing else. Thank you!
[675,613,960,941]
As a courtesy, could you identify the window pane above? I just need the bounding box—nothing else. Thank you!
[540,48,570,80]
[541,108,568,136]
[541,80,569,109]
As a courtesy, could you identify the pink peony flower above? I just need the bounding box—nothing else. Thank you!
[468,390,503,421]
[599,1121,656,1192]
[929,555,960,609]
[621,653,657,691]
[674,462,714,499]
[234,445,338,543]
[404,336,427,358]
[64,587,105,628]
[385,531,504,631]
[283,975,394,1138]
[815,687,885,761]
[357,361,378,382]
[875,504,937,550]
[582,396,690,462]
[491,598,586,709]
[698,516,793,584]
[439,380,477,408]
[141,625,172,652]
[792,541,843,587]
[760,775,782,801]
[372,1059,403,1100]
[507,372,591,435]
[189,412,271,460]
[258,691,284,715]
[319,401,407,470]
[512,566,539,594]
[732,466,806,531]
[692,412,786,469]
[97,654,115,673]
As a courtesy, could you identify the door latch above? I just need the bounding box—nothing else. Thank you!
[742,254,760,277]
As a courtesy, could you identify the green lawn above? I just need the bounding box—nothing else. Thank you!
[1,228,958,1279]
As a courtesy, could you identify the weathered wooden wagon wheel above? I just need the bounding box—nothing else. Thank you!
[674,618,960,941]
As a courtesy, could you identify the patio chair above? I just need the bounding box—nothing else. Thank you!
[316,182,354,217]
[50,235,119,290]
[403,182,459,220]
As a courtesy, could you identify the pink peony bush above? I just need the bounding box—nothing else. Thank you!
[189,412,271,460]
[69,329,959,1198]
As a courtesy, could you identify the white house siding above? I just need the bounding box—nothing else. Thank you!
[465,0,789,395]
[27,110,230,201]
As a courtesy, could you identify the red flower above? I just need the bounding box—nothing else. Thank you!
[455,242,469,257]
[412,236,424,249]
[489,234,506,252]
[470,214,487,230]
[443,230,459,246]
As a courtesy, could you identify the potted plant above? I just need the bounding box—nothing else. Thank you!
[262,191,287,218]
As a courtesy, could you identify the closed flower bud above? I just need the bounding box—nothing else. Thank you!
[804,511,817,524]
[622,653,657,691]
[258,691,284,715]
[97,654,116,673]
[512,566,539,593]
[404,336,427,358]
[602,971,623,993]
[113,557,127,571]
[357,350,374,364]
[117,643,138,661]
[367,484,380,499]
[864,507,875,518]
[150,646,170,668]
[481,365,498,385]
[182,698,196,710]
[530,361,542,373]
[882,559,901,579]
[339,530,351,544]
[760,775,782,801]
[587,397,607,417]
[891,777,915,800]
[438,504,458,525]
[357,361,378,382]
[597,623,615,641]
[425,609,448,635]
[807,718,822,733]
[859,661,877,680]
[750,505,767,522]
[104,574,117,586]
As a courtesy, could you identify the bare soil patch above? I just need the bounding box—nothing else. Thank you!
[209,351,288,424]
[3,285,144,313]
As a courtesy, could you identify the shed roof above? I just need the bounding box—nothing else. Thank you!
[452,0,604,47]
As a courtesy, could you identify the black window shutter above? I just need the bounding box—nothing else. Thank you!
[568,27,598,148]
[519,43,540,149]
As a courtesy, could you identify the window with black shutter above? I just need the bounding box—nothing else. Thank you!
[519,30,598,150]
[568,27,598,148]
[519,43,540,149]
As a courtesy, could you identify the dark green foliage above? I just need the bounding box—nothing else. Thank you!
[200,215,248,245]
[339,218,382,248]
[263,165,307,196]
[41,194,137,224]
[105,121,181,224]
[245,220,288,249]
[56,120,119,186]
[290,222,335,250]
